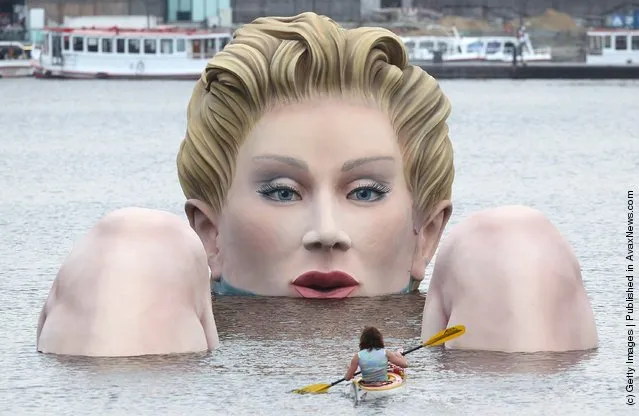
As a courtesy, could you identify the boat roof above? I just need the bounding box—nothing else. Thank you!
[0,41,28,47]
[42,26,232,37]
[401,35,453,40]
[587,28,639,35]
[480,36,518,41]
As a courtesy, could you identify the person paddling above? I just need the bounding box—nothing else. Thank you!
[344,326,408,385]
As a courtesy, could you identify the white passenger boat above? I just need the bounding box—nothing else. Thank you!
[402,27,552,63]
[33,26,232,79]
[348,371,406,405]
[480,35,552,63]
[401,34,467,61]
[401,27,483,62]
[586,28,639,65]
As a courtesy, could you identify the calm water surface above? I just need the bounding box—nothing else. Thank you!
[1,78,638,415]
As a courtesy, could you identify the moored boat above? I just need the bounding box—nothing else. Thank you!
[348,371,406,405]
[32,26,232,80]
[401,26,552,63]
[586,28,639,65]
[0,41,36,78]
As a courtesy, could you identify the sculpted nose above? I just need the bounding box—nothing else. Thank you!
[302,201,352,251]
[303,229,352,251]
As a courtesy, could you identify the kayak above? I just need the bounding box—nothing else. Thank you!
[349,371,406,405]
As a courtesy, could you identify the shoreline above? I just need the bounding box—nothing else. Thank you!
[416,61,639,79]
[6,61,639,81]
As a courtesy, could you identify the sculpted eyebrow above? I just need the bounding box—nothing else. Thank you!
[341,156,395,172]
[252,155,395,172]
[252,155,308,171]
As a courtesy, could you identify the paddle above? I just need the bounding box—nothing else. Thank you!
[291,324,466,395]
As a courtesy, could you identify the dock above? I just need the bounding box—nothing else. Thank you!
[414,62,639,80]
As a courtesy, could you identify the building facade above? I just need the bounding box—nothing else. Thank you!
[26,0,166,24]
[229,0,634,24]
[166,0,231,25]
[411,0,634,21]
[15,0,639,27]
[230,0,382,24]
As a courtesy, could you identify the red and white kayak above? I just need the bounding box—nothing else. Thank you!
[348,371,406,404]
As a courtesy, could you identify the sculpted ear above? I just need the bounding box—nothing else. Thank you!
[185,199,222,279]
[410,200,452,285]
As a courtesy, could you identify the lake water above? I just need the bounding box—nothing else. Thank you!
[0,78,637,415]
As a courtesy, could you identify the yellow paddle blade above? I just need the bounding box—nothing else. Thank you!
[424,324,466,347]
[291,383,332,394]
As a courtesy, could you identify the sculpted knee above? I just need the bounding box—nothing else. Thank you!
[37,207,218,357]
[421,205,598,352]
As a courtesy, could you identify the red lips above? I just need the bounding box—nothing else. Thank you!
[291,271,359,299]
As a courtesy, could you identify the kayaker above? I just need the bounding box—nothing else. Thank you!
[344,326,408,385]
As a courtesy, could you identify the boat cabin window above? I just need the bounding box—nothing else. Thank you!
[486,41,501,54]
[588,35,603,55]
[220,36,229,50]
[160,39,173,54]
[467,41,483,53]
[615,35,628,50]
[191,39,201,56]
[102,38,112,53]
[144,39,157,54]
[437,42,447,52]
[205,39,216,57]
[604,36,611,48]
[419,41,434,51]
[503,41,515,55]
[116,38,125,53]
[63,36,70,51]
[632,36,639,50]
[128,39,141,54]
[189,37,226,58]
[73,36,84,52]
[87,37,98,53]
[176,39,186,52]
[403,40,415,51]
[0,44,24,60]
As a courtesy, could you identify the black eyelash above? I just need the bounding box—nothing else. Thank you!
[256,182,390,200]
[256,183,300,196]
[355,183,391,194]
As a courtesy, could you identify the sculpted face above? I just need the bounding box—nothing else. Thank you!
[189,99,433,297]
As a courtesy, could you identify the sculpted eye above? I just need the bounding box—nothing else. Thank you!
[274,189,296,201]
[347,183,391,202]
[257,183,302,202]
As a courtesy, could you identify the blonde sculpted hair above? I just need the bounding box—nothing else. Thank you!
[177,12,453,219]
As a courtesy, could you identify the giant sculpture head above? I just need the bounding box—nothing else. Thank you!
[176,12,454,297]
